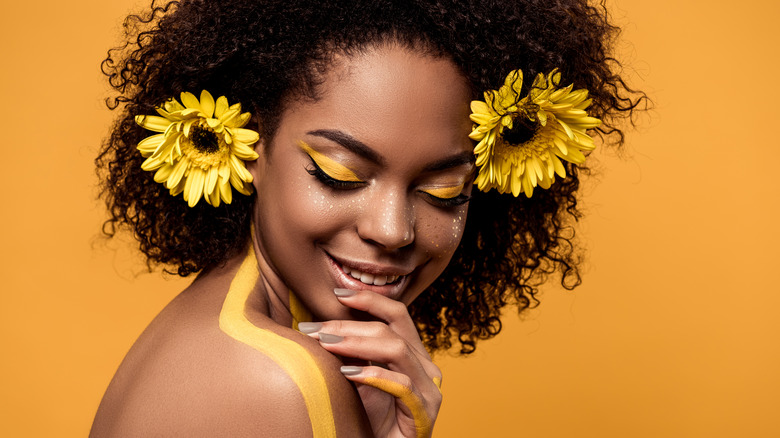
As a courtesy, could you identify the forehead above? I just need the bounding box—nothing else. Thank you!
[278,44,474,163]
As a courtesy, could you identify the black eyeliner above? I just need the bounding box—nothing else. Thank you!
[305,156,365,190]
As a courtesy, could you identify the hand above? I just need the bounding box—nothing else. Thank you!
[300,288,443,438]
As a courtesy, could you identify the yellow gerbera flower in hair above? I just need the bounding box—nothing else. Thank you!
[469,69,601,197]
[135,90,260,207]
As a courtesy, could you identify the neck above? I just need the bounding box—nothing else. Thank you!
[249,229,312,328]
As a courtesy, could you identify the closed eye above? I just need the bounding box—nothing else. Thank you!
[306,158,365,190]
[299,140,364,183]
[421,185,464,199]
[421,191,472,207]
[420,184,471,207]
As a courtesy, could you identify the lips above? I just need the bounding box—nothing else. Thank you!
[325,252,412,298]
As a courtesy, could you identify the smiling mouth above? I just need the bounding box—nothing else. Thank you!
[340,264,401,286]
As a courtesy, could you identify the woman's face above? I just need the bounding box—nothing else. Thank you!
[250,44,474,321]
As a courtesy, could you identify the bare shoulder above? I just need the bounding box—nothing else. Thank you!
[91,272,371,437]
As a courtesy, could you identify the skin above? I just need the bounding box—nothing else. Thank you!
[250,44,474,323]
[219,246,338,437]
[91,43,474,437]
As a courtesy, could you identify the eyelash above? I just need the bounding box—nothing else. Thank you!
[422,192,472,208]
[306,157,471,207]
[305,159,365,190]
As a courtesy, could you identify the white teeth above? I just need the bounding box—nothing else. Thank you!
[340,264,400,286]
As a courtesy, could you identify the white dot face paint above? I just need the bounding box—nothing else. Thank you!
[249,44,474,321]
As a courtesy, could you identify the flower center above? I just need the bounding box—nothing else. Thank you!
[180,123,229,170]
[502,102,542,146]
[190,125,220,154]
[503,116,538,145]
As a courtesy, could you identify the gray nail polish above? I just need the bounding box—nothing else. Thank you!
[318,333,343,344]
[340,366,363,376]
[334,288,357,297]
[297,322,323,334]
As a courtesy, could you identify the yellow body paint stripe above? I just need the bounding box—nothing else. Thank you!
[219,247,336,438]
[289,289,313,331]
[363,377,431,438]
[299,140,363,182]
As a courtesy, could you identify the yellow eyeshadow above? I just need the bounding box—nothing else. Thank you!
[298,140,362,182]
[421,183,465,199]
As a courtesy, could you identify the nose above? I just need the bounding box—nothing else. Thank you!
[356,188,415,250]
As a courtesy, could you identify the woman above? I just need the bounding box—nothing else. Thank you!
[91,0,643,436]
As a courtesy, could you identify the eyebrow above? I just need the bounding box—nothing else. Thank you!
[423,151,475,173]
[306,129,475,173]
[307,129,384,165]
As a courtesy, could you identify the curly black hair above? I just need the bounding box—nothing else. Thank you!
[98,0,646,354]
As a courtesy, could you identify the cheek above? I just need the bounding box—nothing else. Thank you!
[417,205,469,261]
[263,171,342,238]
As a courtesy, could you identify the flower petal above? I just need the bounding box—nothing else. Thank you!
[141,155,164,171]
[510,171,523,197]
[183,119,196,138]
[163,98,185,113]
[180,92,201,110]
[523,172,534,198]
[205,166,219,196]
[214,96,229,118]
[135,115,172,133]
[231,142,260,160]
[231,128,260,146]
[207,185,221,207]
[199,90,215,118]
[206,118,222,130]
[167,156,189,189]
[180,108,202,118]
[232,112,252,129]
[552,155,566,178]
[186,168,205,207]
[229,154,253,182]
[137,134,165,156]
[219,180,233,204]
[153,164,174,183]
[218,162,231,182]
[219,107,240,125]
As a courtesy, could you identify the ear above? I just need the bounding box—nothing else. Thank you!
[246,116,267,188]
[247,138,266,183]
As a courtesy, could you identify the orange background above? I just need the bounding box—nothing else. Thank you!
[1,0,778,436]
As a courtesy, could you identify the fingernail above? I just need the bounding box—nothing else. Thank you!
[340,366,363,376]
[334,288,357,297]
[318,333,343,344]
[297,322,323,334]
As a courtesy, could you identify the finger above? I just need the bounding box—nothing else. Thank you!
[300,319,393,338]
[299,320,443,386]
[316,330,442,395]
[340,365,439,438]
[333,288,426,355]
[315,332,422,374]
